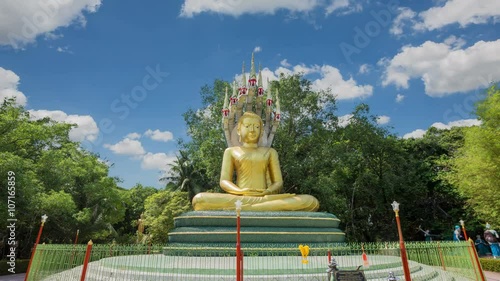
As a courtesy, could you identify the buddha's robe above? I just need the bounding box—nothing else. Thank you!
[192,146,319,211]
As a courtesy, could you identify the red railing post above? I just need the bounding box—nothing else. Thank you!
[460,220,469,241]
[236,213,242,281]
[24,215,47,281]
[396,215,412,280]
[468,238,486,281]
[391,202,412,281]
[437,241,446,271]
[235,200,243,281]
[74,229,80,245]
[69,229,80,268]
[80,240,93,281]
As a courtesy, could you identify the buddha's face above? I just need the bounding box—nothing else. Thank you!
[239,116,261,144]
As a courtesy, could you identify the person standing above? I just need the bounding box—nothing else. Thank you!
[453,225,462,241]
[484,223,500,258]
[475,235,491,256]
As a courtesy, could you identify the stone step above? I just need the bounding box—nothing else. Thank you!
[174,211,341,228]
[168,226,345,243]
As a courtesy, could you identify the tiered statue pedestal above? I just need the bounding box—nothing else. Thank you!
[168,211,345,244]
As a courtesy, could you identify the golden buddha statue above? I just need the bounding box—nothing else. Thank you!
[192,54,319,212]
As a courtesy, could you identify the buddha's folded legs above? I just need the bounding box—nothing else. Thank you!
[245,195,319,211]
[192,192,319,212]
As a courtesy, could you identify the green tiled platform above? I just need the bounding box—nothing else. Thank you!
[168,211,346,244]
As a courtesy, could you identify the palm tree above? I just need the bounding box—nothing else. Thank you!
[161,150,205,201]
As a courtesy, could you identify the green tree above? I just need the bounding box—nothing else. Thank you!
[181,80,229,189]
[143,190,191,243]
[447,85,500,227]
[38,191,78,243]
[270,75,337,197]
[316,105,429,241]
[178,75,483,242]
[0,98,126,255]
[114,184,158,243]
[162,150,207,201]
[404,127,473,240]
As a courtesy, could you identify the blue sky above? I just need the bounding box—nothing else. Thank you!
[0,0,498,189]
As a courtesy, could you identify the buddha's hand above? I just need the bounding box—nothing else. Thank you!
[239,188,270,196]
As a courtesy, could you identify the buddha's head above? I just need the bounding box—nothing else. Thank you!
[237,112,263,144]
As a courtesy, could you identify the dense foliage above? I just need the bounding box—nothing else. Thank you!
[0,99,125,257]
[180,76,497,242]
[143,190,191,243]
[445,86,500,228]
[0,80,497,258]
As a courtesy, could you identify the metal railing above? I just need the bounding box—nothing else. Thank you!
[26,241,484,280]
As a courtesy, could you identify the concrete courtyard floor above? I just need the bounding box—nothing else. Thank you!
[2,271,500,281]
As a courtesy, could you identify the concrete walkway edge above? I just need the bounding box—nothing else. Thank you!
[2,271,500,280]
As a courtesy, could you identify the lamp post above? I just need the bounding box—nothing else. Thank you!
[24,214,48,281]
[391,201,412,281]
[459,219,468,241]
[235,200,243,281]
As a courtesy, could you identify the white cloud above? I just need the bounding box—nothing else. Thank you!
[308,65,373,100]
[196,105,214,120]
[390,7,417,35]
[126,132,141,140]
[236,62,373,100]
[431,119,481,130]
[6,68,98,142]
[0,0,102,49]
[253,46,262,53]
[44,32,64,40]
[417,0,500,31]
[403,119,481,139]
[395,94,405,103]
[280,59,292,68]
[144,129,174,142]
[338,114,353,127]
[403,129,426,139]
[29,109,99,142]
[326,0,348,15]
[0,67,28,106]
[235,67,278,89]
[273,66,293,77]
[358,64,370,74]
[56,46,73,54]
[141,152,176,171]
[391,1,500,35]
[443,35,466,49]
[180,0,320,17]
[104,138,146,156]
[325,0,362,16]
[376,115,390,125]
[381,39,500,96]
